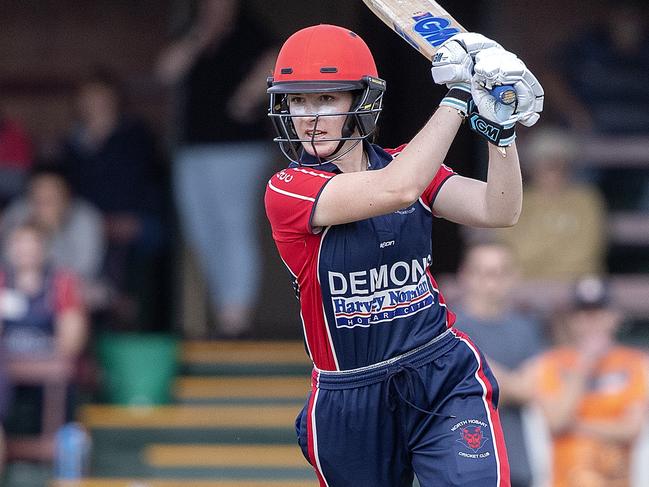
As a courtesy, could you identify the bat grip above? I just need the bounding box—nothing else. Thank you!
[490,85,517,106]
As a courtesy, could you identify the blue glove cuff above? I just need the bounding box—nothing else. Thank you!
[440,85,473,117]
[468,113,516,147]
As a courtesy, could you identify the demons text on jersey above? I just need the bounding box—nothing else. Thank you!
[328,255,435,329]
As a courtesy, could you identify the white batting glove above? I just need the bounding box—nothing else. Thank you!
[431,33,503,88]
[471,47,544,127]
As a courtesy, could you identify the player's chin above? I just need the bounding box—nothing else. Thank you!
[301,140,337,158]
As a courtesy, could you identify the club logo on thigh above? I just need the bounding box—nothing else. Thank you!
[451,419,491,459]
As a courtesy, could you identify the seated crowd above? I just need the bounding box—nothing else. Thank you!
[0,68,169,471]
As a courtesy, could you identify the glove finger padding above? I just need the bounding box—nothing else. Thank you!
[473,47,544,127]
[431,33,503,87]
[431,41,474,86]
[451,32,504,55]
[510,73,544,126]
[473,48,523,88]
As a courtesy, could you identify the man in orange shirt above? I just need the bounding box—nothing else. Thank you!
[534,276,649,487]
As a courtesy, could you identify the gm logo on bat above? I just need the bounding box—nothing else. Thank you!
[411,12,460,48]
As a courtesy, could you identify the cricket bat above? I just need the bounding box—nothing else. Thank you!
[362,0,516,105]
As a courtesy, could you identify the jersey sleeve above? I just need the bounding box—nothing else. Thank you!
[421,163,456,207]
[264,167,334,240]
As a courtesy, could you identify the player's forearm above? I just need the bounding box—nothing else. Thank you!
[483,143,522,227]
[383,106,462,205]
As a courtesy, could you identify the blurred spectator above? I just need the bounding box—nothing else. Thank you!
[496,127,607,279]
[0,354,11,476]
[454,241,546,487]
[0,166,107,308]
[544,0,649,210]
[0,223,87,359]
[532,276,649,487]
[0,224,87,437]
[155,0,277,338]
[0,108,33,209]
[59,69,168,329]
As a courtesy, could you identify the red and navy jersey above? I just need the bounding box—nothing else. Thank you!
[265,143,457,371]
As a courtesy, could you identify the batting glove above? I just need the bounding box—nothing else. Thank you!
[471,47,544,127]
[431,33,504,88]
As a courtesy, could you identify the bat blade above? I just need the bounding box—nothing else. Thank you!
[362,0,517,106]
[362,0,467,61]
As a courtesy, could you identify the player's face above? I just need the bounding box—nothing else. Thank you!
[288,92,354,158]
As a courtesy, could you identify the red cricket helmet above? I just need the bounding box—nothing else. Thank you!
[267,24,386,164]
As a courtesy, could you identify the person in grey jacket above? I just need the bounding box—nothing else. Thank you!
[0,166,107,308]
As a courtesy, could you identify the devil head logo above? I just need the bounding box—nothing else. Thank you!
[457,425,489,452]
[462,427,482,449]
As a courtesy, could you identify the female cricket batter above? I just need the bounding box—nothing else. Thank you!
[264,24,543,486]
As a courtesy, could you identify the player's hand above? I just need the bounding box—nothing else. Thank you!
[431,33,503,88]
[471,47,544,126]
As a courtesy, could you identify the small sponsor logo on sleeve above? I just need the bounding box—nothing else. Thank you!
[276,170,293,183]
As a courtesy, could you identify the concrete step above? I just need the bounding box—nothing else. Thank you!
[53,480,317,487]
[181,341,311,376]
[144,444,307,469]
[81,404,299,429]
[173,376,309,403]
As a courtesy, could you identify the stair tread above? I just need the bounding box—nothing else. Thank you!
[181,341,310,366]
[81,405,299,429]
[53,480,317,487]
[174,376,309,400]
[144,444,308,468]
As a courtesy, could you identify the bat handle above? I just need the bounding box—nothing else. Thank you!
[490,85,517,106]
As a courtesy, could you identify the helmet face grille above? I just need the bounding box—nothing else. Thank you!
[268,77,385,165]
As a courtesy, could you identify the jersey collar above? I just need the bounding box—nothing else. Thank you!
[290,141,393,173]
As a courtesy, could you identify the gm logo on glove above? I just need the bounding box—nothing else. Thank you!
[469,114,501,143]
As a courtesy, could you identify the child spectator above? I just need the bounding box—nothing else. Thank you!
[0,223,87,438]
[0,223,87,359]
[532,276,649,487]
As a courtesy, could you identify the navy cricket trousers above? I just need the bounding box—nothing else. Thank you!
[295,328,511,486]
